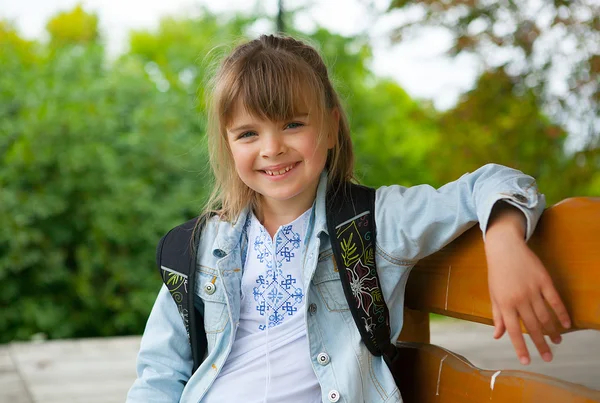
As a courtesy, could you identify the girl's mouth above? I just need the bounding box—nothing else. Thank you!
[261,162,299,177]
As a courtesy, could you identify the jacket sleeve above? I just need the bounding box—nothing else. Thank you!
[375,163,546,262]
[126,285,193,402]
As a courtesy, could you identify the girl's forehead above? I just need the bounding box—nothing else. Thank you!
[226,103,257,127]
[225,98,311,128]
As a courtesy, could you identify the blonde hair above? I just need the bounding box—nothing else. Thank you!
[203,34,355,222]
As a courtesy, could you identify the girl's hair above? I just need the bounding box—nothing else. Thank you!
[204,34,355,221]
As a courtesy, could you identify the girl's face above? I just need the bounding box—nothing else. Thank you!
[226,104,336,215]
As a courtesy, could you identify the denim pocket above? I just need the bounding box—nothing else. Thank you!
[312,251,350,312]
[196,269,229,334]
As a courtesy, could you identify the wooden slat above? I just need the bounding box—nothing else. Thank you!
[405,197,600,332]
[398,197,600,402]
[395,342,600,403]
[430,321,600,391]
[398,308,430,343]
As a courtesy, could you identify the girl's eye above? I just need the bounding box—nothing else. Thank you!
[286,122,304,130]
[238,131,257,140]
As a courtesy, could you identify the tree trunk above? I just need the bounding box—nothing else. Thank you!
[277,0,285,33]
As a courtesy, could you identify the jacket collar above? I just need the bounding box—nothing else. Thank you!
[212,171,330,257]
[312,170,329,238]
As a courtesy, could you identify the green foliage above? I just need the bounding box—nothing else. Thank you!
[428,68,599,204]
[127,10,257,99]
[46,4,100,46]
[350,80,439,187]
[387,0,599,171]
[302,28,439,187]
[431,69,566,202]
[1,12,209,342]
[1,4,596,342]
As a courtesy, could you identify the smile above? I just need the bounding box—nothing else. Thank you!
[262,163,298,176]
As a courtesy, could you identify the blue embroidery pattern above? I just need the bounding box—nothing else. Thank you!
[254,227,273,268]
[253,225,304,330]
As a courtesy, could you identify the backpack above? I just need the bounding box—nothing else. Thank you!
[156,183,403,384]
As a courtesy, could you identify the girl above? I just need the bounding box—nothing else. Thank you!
[127,35,570,403]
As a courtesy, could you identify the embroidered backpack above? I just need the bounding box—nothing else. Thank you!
[155,183,403,384]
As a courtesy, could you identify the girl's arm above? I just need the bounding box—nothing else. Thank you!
[485,203,570,365]
[375,163,569,363]
[126,285,193,402]
[375,163,544,262]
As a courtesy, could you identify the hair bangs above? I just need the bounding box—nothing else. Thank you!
[222,51,326,127]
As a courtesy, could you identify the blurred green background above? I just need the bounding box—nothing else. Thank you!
[1,1,598,343]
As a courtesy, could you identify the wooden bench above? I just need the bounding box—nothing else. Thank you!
[396,197,600,402]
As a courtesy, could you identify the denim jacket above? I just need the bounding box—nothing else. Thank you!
[127,163,545,403]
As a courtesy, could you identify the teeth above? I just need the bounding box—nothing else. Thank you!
[265,164,294,176]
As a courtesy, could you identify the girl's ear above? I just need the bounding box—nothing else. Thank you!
[327,108,340,149]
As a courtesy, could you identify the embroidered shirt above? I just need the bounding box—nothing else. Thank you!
[202,207,321,402]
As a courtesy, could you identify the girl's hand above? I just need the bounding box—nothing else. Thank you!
[484,202,571,365]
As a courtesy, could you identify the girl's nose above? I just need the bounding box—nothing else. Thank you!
[260,133,286,158]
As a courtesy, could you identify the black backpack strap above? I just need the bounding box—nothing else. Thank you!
[326,183,397,362]
[156,215,209,373]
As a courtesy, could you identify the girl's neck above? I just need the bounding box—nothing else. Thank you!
[256,192,316,238]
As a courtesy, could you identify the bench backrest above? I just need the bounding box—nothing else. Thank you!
[397,197,600,402]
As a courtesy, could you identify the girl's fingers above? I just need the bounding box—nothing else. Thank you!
[519,304,553,362]
[491,299,505,339]
[503,310,530,365]
[542,283,571,330]
[531,293,562,344]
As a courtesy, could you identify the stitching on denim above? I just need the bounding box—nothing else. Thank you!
[206,332,215,353]
[198,291,227,304]
[524,179,536,192]
[495,175,536,196]
[205,311,229,334]
[312,257,340,284]
[315,282,350,312]
[368,352,387,400]
[313,271,340,284]
[318,249,333,261]
[383,388,401,402]
[348,327,367,402]
[199,265,218,275]
[495,174,526,188]
[220,268,241,276]
[376,244,416,266]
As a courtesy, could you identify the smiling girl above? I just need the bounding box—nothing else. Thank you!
[127,34,570,403]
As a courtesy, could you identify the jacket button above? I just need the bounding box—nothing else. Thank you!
[512,193,528,203]
[327,389,340,402]
[213,249,226,258]
[308,303,317,315]
[204,282,216,295]
[317,352,330,366]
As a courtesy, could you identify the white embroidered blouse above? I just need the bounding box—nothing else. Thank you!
[201,207,321,402]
